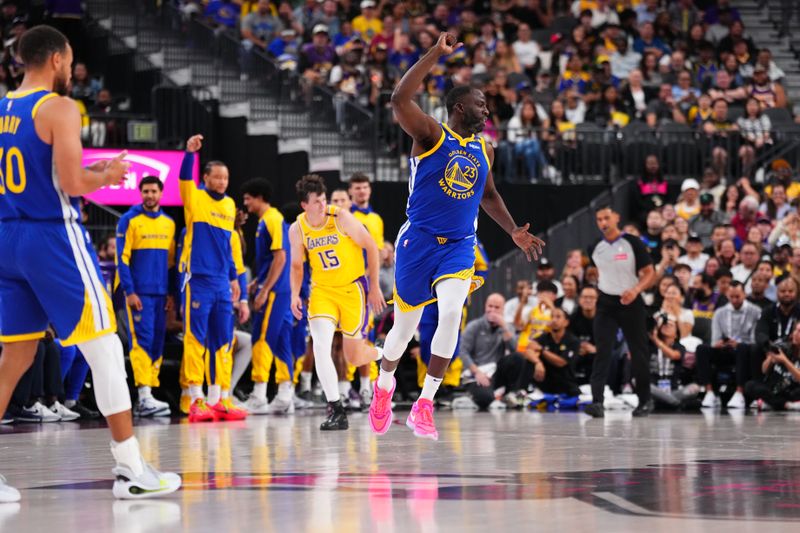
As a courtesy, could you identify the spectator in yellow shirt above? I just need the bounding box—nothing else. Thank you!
[765,159,800,201]
[352,0,383,43]
[516,281,558,352]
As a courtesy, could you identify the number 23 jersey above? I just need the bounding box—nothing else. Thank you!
[405,123,490,240]
[297,205,365,287]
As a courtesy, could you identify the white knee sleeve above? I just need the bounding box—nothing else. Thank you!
[382,305,424,361]
[78,334,132,417]
[231,329,253,390]
[430,278,471,359]
[309,319,339,403]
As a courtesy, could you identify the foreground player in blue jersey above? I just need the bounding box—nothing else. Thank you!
[368,32,544,441]
[0,26,180,501]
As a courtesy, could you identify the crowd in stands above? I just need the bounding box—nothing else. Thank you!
[174,0,800,184]
[465,153,800,414]
[0,2,127,147]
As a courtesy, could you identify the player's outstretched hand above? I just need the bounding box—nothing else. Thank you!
[186,134,204,153]
[368,286,386,316]
[291,295,304,320]
[512,223,545,262]
[104,151,130,187]
[435,32,462,56]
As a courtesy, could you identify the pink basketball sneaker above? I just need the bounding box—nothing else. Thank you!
[369,378,395,434]
[406,398,438,441]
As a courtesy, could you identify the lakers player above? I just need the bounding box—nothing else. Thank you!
[289,175,385,430]
[368,32,544,441]
[0,26,180,500]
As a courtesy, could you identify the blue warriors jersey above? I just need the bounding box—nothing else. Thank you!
[115,204,177,297]
[179,152,238,283]
[0,88,117,345]
[406,123,490,240]
[0,88,67,221]
[255,206,291,292]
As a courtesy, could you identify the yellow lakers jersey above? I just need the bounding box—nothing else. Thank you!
[297,205,365,287]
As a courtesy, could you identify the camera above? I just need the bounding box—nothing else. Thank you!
[767,340,791,355]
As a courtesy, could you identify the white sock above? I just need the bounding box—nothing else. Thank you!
[65,399,77,408]
[253,382,268,401]
[300,371,312,393]
[360,378,372,395]
[221,389,230,400]
[111,436,145,477]
[207,385,221,406]
[373,346,383,361]
[189,385,203,401]
[338,380,351,397]
[138,386,152,400]
[277,381,294,401]
[420,374,443,401]
[377,368,395,392]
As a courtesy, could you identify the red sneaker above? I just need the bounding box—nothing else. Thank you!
[210,399,248,421]
[188,398,216,422]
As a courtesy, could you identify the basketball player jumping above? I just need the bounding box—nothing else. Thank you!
[368,32,544,441]
[0,26,180,501]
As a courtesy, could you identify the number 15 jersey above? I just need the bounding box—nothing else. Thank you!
[297,205,364,288]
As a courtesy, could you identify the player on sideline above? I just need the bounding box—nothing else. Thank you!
[289,175,386,430]
[241,178,296,414]
[180,134,249,422]
[368,32,543,441]
[0,26,180,501]
[116,175,176,417]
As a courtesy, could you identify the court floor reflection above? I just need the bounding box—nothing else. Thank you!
[1,410,799,531]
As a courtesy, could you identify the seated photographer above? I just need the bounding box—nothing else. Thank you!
[753,276,800,383]
[744,322,800,411]
[649,319,699,409]
[696,281,762,409]
[521,308,581,398]
[654,283,694,339]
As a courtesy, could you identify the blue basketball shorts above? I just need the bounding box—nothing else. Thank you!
[0,219,116,346]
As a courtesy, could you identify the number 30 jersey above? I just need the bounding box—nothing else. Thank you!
[297,205,365,288]
[0,88,76,222]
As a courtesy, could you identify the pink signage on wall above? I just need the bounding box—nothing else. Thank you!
[83,149,196,206]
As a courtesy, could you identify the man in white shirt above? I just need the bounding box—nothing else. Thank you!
[610,37,641,80]
[589,0,620,28]
[731,242,760,292]
[678,233,710,275]
[512,23,541,74]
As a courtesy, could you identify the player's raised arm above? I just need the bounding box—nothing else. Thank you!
[479,142,545,261]
[336,208,386,315]
[289,221,306,319]
[44,96,129,196]
[391,32,459,150]
[179,134,203,205]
